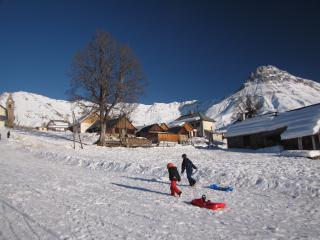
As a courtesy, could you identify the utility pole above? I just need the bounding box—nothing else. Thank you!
[72,111,83,149]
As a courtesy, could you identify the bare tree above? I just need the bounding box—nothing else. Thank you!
[68,31,145,146]
[231,79,264,123]
[233,95,263,122]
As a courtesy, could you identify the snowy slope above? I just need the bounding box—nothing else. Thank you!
[0,92,83,127]
[0,128,320,239]
[0,91,201,128]
[1,65,320,128]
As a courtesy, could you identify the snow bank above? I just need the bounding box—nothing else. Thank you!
[7,129,320,200]
[1,128,320,239]
[281,150,320,159]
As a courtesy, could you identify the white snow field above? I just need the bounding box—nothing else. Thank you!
[0,129,320,240]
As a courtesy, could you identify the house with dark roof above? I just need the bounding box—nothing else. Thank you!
[87,116,136,137]
[174,112,216,138]
[136,123,173,143]
[167,122,194,144]
[225,103,320,150]
[136,122,194,144]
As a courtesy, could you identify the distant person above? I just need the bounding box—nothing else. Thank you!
[167,163,182,197]
[7,131,10,138]
[181,154,197,187]
[0,133,1,140]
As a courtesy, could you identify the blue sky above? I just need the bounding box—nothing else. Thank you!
[0,0,319,104]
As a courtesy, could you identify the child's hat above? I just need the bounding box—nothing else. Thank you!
[167,163,174,168]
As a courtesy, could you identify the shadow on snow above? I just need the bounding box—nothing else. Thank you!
[111,183,171,196]
[124,176,190,187]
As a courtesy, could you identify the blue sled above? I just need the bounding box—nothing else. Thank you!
[209,184,233,192]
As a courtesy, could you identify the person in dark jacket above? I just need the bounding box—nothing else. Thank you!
[181,154,197,186]
[7,131,10,138]
[167,163,182,197]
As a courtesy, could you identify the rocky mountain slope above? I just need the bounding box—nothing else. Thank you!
[206,66,320,128]
[1,66,319,128]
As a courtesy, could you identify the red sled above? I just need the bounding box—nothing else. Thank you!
[191,198,226,211]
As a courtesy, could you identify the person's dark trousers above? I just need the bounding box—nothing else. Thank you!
[187,176,196,186]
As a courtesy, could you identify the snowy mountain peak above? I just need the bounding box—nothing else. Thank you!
[1,66,319,129]
[206,66,320,128]
[247,65,293,83]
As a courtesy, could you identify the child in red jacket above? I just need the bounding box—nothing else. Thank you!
[167,163,182,197]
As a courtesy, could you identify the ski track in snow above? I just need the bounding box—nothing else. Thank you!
[0,129,320,239]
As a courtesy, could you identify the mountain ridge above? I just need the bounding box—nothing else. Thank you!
[1,65,320,129]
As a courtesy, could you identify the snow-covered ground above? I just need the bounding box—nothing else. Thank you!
[0,128,320,239]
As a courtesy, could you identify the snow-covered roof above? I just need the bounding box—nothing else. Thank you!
[225,114,276,137]
[75,114,90,124]
[225,103,320,140]
[167,120,187,128]
[176,112,215,123]
[47,120,70,128]
[137,123,165,134]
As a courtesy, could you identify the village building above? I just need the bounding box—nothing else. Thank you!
[167,121,194,143]
[137,123,178,144]
[35,126,48,131]
[87,116,136,137]
[225,103,320,150]
[73,113,99,133]
[137,122,194,144]
[174,112,216,139]
[87,116,151,147]
[212,130,225,142]
[0,94,15,128]
[136,123,167,143]
[0,105,7,127]
[159,123,169,131]
[47,120,70,132]
[6,93,15,128]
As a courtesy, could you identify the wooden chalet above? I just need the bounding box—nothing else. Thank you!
[167,122,194,143]
[137,122,194,144]
[225,104,320,150]
[87,116,136,137]
[136,123,178,144]
[159,123,169,131]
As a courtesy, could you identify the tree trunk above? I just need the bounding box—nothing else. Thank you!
[99,121,106,146]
